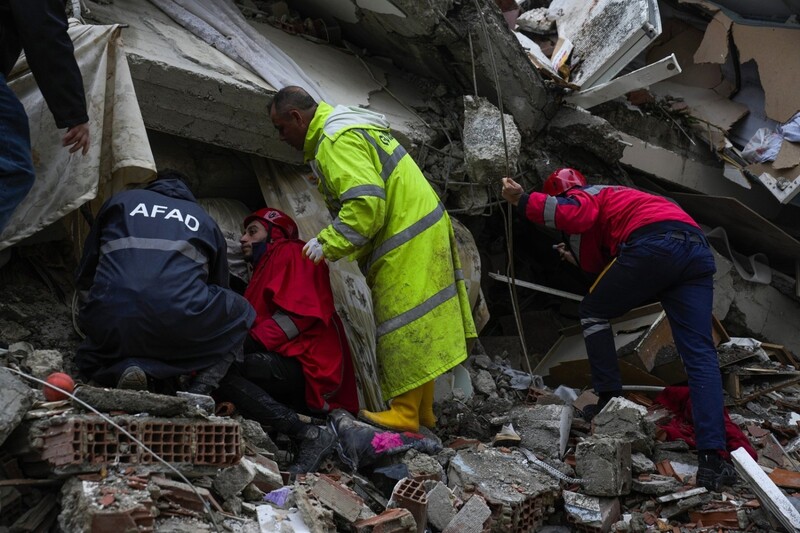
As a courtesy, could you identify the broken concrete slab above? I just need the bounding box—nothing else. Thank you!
[631,453,656,475]
[401,449,445,483]
[426,481,457,531]
[442,494,491,533]
[0,368,34,447]
[85,0,429,163]
[510,404,572,459]
[58,477,156,533]
[563,490,620,533]
[576,437,632,497]
[592,397,656,454]
[25,349,63,380]
[547,106,625,165]
[447,448,560,531]
[549,0,662,88]
[73,385,197,417]
[462,95,521,185]
[213,458,257,500]
[631,474,683,495]
[472,369,498,397]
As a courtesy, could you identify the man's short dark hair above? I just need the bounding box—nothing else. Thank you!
[156,169,192,186]
[272,86,317,117]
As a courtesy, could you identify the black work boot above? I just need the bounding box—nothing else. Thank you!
[696,450,738,491]
[581,390,622,422]
[117,366,148,391]
[288,425,336,476]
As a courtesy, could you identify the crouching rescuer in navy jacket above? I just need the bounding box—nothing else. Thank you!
[75,171,255,394]
[502,168,737,492]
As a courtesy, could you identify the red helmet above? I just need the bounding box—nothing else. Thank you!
[543,168,587,196]
[244,207,299,240]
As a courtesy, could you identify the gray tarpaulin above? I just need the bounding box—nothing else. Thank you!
[1,21,156,252]
[148,0,329,101]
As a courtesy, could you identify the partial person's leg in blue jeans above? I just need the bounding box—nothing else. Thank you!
[0,74,35,235]
[578,237,679,394]
[659,244,726,451]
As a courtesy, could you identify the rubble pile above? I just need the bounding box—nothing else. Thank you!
[1,297,800,533]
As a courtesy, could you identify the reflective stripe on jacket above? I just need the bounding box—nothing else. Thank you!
[517,185,699,274]
[303,102,477,399]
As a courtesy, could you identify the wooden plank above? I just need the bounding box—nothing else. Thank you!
[731,447,800,532]
[566,54,682,109]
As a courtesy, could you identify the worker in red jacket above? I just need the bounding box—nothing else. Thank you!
[502,168,736,491]
[216,207,358,475]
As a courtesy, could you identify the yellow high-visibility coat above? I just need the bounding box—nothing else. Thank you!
[303,102,477,399]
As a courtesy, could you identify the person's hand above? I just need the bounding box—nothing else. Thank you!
[554,243,577,267]
[302,237,325,264]
[63,122,90,155]
[501,177,524,206]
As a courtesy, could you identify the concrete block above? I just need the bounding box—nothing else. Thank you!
[249,454,283,492]
[631,453,656,475]
[447,448,560,531]
[0,368,34,447]
[462,95,521,185]
[563,490,620,533]
[27,349,63,379]
[73,385,195,417]
[473,369,498,396]
[576,437,632,497]
[390,478,427,533]
[592,399,655,455]
[510,404,572,459]
[443,494,491,533]
[547,106,625,165]
[353,508,417,533]
[213,458,256,500]
[310,474,365,523]
[401,449,445,482]
[426,482,456,532]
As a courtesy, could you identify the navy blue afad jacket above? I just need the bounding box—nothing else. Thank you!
[75,179,255,377]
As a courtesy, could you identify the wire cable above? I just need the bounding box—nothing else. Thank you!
[5,367,223,533]
[470,0,534,376]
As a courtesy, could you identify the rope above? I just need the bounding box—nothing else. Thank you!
[470,0,534,376]
[5,367,223,533]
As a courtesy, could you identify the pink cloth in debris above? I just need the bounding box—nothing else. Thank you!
[654,386,758,460]
[371,432,405,454]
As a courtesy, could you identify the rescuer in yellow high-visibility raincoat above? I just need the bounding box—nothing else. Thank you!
[269,86,476,433]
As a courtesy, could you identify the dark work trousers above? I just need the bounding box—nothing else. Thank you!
[578,230,726,451]
[0,74,36,235]
[216,351,307,435]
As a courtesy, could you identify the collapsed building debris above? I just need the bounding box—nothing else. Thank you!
[2,0,800,531]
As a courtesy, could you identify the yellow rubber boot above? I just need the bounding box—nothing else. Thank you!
[359,385,423,432]
[419,380,436,429]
